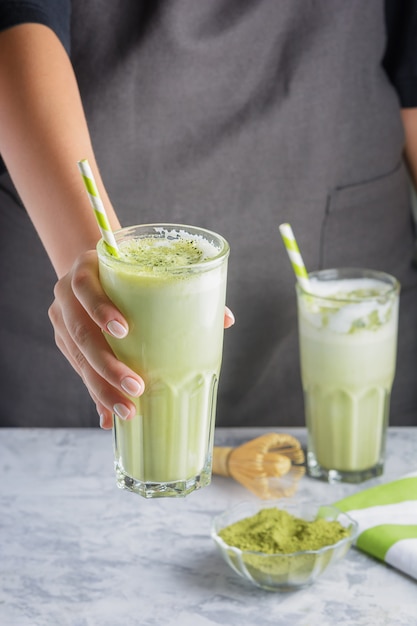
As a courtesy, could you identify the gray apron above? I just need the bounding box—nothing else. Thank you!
[1,0,416,426]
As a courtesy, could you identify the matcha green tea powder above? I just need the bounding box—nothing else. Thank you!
[119,236,215,268]
[218,507,349,554]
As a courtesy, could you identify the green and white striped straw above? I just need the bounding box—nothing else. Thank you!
[77,158,120,257]
[279,223,310,290]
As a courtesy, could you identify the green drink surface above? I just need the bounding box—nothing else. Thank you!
[117,234,218,270]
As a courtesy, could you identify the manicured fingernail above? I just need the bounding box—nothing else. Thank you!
[121,377,143,397]
[224,306,235,328]
[107,320,128,338]
[113,403,131,420]
[100,416,112,430]
[225,306,235,324]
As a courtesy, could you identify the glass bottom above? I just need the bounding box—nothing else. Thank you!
[115,462,212,498]
[307,451,384,484]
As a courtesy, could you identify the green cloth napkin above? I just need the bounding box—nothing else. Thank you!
[334,472,417,580]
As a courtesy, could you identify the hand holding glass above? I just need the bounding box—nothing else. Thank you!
[97,224,229,498]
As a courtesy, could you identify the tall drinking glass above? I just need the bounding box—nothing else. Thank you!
[97,224,229,498]
[296,268,400,483]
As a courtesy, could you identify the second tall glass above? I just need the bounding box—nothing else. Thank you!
[296,268,400,483]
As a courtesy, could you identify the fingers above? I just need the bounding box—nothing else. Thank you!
[69,250,129,336]
[224,306,235,329]
[99,412,114,430]
[90,394,113,430]
[49,251,144,428]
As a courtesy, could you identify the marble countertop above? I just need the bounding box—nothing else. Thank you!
[0,427,416,626]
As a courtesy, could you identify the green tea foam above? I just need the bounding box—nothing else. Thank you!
[117,230,220,270]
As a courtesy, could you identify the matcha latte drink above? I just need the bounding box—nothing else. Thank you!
[296,268,399,484]
[97,224,229,498]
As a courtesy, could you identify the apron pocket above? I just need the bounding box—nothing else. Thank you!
[321,160,417,288]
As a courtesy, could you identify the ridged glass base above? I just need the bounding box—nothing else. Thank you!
[307,451,384,484]
[115,461,212,498]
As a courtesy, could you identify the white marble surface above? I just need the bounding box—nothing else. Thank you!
[0,427,416,626]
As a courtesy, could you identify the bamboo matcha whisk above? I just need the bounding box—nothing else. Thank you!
[212,433,305,499]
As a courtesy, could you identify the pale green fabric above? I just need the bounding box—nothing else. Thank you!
[336,472,417,580]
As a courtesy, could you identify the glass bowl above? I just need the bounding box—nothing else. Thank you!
[211,500,358,591]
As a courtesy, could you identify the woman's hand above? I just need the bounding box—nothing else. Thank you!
[49,250,235,430]
[224,306,235,328]
[49,250,144,430]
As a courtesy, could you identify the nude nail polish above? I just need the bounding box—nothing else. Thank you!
[107,320,128,338]
[113,403,131,420]
[121,377,143,397]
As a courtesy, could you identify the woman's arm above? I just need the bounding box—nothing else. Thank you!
[0,23,144,428]
[0,23,235,429]
[0,23,118,275]
[401,108,417,187]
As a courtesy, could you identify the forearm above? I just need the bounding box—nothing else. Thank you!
[0,23,120,277]
[401,108,417,189]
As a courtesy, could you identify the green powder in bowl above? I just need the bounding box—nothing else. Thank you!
[211,501,358,591]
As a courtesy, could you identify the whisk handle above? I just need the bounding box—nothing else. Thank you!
[212,446,233,477]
